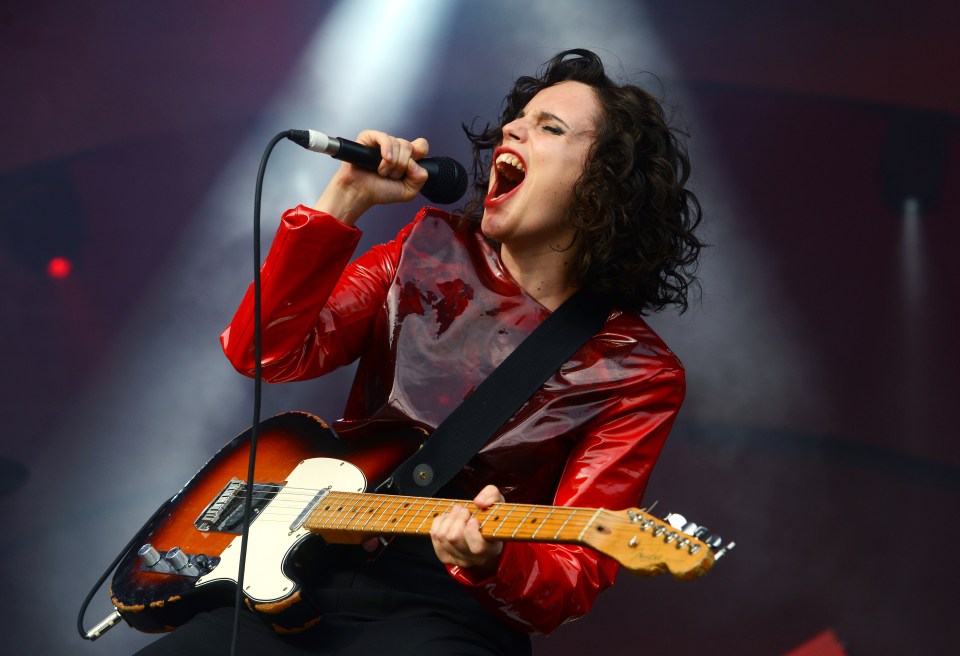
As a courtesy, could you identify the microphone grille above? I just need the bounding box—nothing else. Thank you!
[421,157,468,205]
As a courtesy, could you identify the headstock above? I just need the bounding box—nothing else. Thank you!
[580,508,734,580]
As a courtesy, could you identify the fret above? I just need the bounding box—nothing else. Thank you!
[309,491,331,529]
[552,506,577,540]
[486,502,518,539]
[316,491,338,527]
[477,506,493,531]
[315,493,336,530]
[511,505,536,539]
[305,496,326,530]
[414,499,446,533]
[530,506,556,540]
[374,496,396,533]
[344,493,369,528]
[314,491,331,528]
[359,494,392,532]
[577,508,602,541]
[330,492,354,530]
[394,496,420,533]
[380,495,412,534]
[343,492,371,529]
[375,494,406,533]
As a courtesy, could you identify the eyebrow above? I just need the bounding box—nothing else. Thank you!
[518,109,572,131]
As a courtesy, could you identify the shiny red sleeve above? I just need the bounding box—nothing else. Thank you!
[220,205,407,382]
[447,365,685,634]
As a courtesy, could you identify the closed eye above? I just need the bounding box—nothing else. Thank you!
[543,125,564,135]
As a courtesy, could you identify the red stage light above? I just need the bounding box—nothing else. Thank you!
[46,256,72,279]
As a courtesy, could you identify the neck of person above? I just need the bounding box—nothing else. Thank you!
[500,243,578,312]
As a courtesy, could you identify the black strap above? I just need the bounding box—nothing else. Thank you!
[388,289,612,496]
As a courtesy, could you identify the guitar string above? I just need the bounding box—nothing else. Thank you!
[179,487,707,561]
[193,497,704,561]
[212,486,661,529]
[221,487,652,527]
[205,481,660,524]
[138,491,707,585]
[194,485,669,532]
[224,499,606,531]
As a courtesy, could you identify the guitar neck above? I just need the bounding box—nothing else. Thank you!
[304,490,604,545]
[303,489,716,579]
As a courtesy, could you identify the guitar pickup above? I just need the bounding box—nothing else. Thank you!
[194,477,281,533]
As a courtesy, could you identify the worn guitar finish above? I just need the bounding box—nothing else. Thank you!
[109,412,714,635]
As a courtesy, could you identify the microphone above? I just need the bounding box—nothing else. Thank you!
[288,129,468,205]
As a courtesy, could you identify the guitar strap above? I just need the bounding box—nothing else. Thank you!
[386,288,612,497]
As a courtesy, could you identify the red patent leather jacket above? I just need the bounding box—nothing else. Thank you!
[221,205,685,634]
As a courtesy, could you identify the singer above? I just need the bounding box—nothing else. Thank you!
[135,49,703,655]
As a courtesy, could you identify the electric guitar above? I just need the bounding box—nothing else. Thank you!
[98,412,729,638]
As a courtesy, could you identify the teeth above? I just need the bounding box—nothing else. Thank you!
[495,153,525,181]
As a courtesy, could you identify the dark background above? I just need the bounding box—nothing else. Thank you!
[1,1,957,654]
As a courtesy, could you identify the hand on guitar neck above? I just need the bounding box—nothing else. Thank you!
[430,484,505,576]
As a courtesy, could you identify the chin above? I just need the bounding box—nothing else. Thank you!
[480,215,509,244]
[479,212,497,236]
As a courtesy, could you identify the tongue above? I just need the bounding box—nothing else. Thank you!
[494,170,523,199]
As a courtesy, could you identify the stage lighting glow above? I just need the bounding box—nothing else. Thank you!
[46,256,72,279]
[45,0,459,507]
[900,196,924,308]
[275,0,455,140]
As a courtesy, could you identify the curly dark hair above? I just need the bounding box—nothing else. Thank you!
[461,48,704,314]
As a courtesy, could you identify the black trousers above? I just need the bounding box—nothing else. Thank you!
[132,539,532,656]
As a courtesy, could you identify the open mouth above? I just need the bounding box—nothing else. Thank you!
[487,152,526,202]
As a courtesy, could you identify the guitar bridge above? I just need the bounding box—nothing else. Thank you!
[195,477,281,533]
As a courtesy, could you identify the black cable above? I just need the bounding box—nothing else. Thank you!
[76,130,294,650]
[229,129,293,656]
[76,500,172,639]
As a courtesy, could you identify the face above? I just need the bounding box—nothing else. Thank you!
[481,81,600,253]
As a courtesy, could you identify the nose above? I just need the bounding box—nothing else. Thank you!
[502,116,526,142]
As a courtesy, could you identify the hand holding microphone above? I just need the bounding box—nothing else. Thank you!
[289,129,467,224]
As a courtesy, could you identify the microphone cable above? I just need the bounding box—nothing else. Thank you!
[77,128,467,653]
[226,129,292,656]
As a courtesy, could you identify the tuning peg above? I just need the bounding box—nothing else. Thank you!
[663,512,736,559]
[714,541,736,561]
[664,512,704,537]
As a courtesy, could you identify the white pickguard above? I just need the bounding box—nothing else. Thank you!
[195,457,366,603]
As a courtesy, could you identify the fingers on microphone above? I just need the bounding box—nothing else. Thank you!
[408,137,429,181]
[358,130,428,191]
[389,140,413,180]
[407,159,426,182]
[373,137,410,181]
[357,129,390,159]
[412,137,430,159]
[356,130,398,176]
